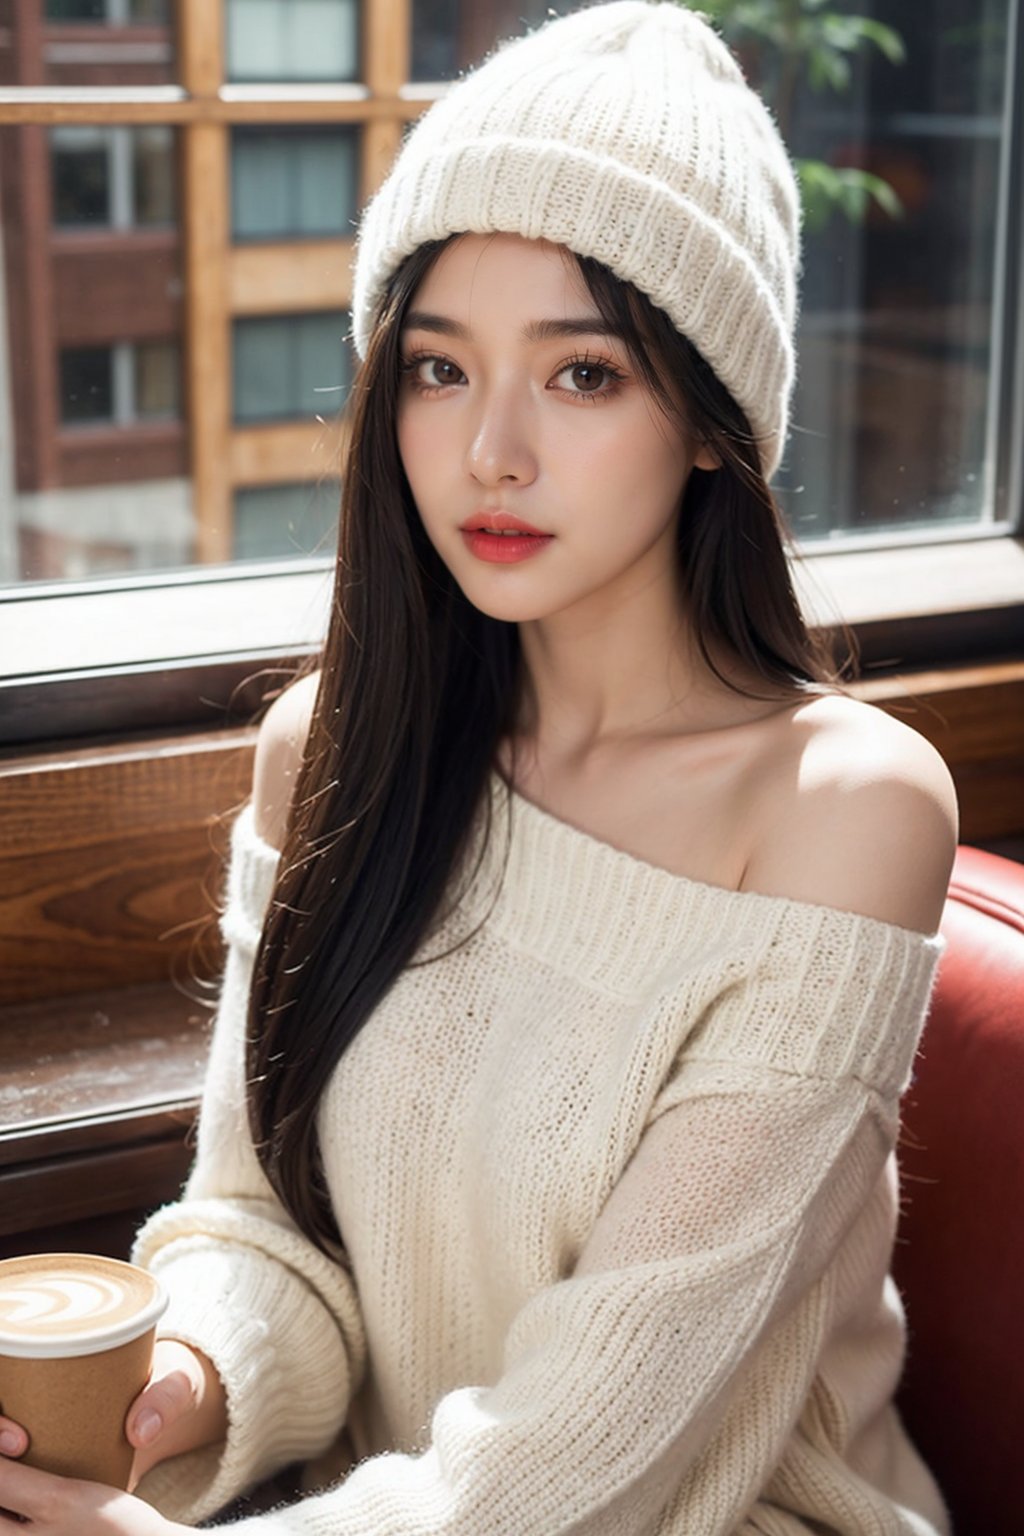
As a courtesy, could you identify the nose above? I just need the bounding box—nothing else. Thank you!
[465,386,538,487]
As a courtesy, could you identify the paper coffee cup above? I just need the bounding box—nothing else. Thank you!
[0,1253,167,1487]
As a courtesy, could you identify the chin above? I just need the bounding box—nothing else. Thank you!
[449,571,562,625]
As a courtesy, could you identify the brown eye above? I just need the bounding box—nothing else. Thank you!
[428,358,462,385]
[411,356,464,387]
[569,363,605,393]
[554,358,623,398]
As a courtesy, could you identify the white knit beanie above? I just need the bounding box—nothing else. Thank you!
[352,1,800,479]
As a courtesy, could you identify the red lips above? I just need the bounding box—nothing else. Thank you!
[459,510,550,537]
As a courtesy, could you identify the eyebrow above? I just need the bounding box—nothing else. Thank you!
[402,311,625,343]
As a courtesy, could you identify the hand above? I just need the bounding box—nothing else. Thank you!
[126,1338,228,1489]
[0,1453,187,1535]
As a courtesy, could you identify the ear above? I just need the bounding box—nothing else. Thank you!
[692,442,721,472]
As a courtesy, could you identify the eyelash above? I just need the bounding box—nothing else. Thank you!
[399,349,627,404]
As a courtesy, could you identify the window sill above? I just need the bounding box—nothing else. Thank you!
[2,533,1021,745]
[0,982,201,1238]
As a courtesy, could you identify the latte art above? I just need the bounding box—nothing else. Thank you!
[0,1273,136,1334]
[0,1254,166,1359]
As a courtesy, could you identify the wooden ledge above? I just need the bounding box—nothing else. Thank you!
[0,981,206,1238]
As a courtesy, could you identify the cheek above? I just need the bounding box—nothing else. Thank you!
[583,428,690,531]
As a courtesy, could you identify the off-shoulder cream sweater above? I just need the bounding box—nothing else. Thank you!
[133,778,950,1535]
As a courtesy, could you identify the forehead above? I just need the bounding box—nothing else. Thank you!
[408,233,596,318]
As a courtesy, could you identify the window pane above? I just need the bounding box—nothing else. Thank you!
[60,347,114,424]
[233,313,351,424]
[233,480,340,560]
[227,0,359,83]
[46,0,107,18]
[46,0,171,21]
[411,0,588,81]
[2,122,190,585]
[231,129,358,242]
[745,0,1013,540]
[132,126,175,227]
[233,318,295,422]
[51,128,112,227]
[50,126,175,230]
[134,341,180,420]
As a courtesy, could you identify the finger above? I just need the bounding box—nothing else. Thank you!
[0,1418,27,1457]
[126,1366,197,1448]
[0,1447,70,1524]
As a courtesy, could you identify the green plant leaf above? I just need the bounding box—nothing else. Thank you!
[797,159,904,231]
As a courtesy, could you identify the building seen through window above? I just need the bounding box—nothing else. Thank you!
[225,0,359,83]
[0,0,1018,589]
[46,0,170,21]
[233,313,351,425]
[51,126,175,228]
[231,129,358,243]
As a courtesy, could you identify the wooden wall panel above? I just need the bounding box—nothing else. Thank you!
[230,419,347,486]
[854,661,1024,843]
[0,731,254,1007]
[229,241,353,315]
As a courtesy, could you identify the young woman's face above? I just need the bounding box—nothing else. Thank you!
[396,233,715,626]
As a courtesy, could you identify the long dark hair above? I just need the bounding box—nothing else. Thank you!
[247,236,843,1252]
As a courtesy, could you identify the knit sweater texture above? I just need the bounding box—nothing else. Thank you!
[133,777,950,1535]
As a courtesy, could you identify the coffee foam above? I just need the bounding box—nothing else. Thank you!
[0,1255,166,1359]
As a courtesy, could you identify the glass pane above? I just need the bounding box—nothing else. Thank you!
[132,126,175,227]
[411,0,588,81]
[233,480,340,560]
[46,0,171,21]
[1,123,190,585]
[59,347,114,423]
[233,317,295,422]
[231,129,358,242]
[227,0,359,83]
[51,128,112,227]
[46,1,107,18]
[134,340,180,419]
[729,0,1013,540]
[233,313,351,423]
[50,126,175,230]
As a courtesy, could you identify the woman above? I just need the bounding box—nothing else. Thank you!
[0,4,957,1532]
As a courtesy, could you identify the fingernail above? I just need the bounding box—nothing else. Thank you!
[0,1429,22,1454]
[134,1410,162,1446]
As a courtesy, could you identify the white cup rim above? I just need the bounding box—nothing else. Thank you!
[0,1255,168,1360]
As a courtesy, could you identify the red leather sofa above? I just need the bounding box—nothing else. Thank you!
[893,845,1024,1536]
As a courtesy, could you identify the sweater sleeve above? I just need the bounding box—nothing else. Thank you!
[130,806,366,1528]
[210,982,936,1535]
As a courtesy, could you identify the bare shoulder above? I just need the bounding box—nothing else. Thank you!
[741,692,959,935]
[251,669,321,850]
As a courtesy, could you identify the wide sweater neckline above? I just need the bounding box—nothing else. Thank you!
[486,769,942,942]
[235,771,942,988]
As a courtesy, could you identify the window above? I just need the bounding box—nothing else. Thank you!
[45,0,170,21]
[231,129,358,242]
[59,347,113,424]
[411,0,588,82]
[50,127,175,229]
[233,313,350,425]
[58,341,180,426]
[775,0,1016,541]
[233,479,340,560]
[0,0,1020,732]
[226,0,359,83]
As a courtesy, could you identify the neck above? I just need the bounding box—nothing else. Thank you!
[514,564,723,762]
